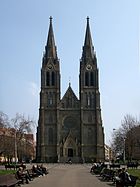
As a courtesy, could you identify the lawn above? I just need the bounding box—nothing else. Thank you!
[0,169,16,175]
[128,169,140,187]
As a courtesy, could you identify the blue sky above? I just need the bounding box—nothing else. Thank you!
[0,0,140,144]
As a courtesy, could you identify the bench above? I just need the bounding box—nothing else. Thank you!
[100,168,116,181]
[5,164,26,170]
[90,164,107,175]
[27,169,38,178]
[109,164,120,169]
[0,174,20,187]
[127,162,139,169]
[5,165,16,170]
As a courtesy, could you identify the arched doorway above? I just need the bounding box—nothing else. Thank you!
[68,148,73,157]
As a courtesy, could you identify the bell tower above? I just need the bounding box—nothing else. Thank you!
[36,17,60,162]
[79,17,105,162]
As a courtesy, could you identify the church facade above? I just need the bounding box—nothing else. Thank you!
[36,17,105,163]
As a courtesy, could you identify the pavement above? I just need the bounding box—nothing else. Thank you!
[22,164,113,187]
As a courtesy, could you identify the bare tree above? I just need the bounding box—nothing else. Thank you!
[0,112,36,162]
[11,113,35,134]
[0,111,10,128]
[121,114,138,134]
[0,111,11,160]
[111,114,139,161]
[11,113,36,162]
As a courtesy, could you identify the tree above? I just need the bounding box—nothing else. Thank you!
[11,113,36,162]
[0,112,36,162]
[111,114,139,161]
[0,111,11,160]
[11,113,35,134]
[0,111,10,128]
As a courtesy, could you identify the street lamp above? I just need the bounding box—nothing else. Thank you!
[123,137,126,163]
[112,128,116,161]
[14,130,17,164]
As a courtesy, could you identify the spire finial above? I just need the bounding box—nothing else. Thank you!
[49,16,53,23]
[69,76,71,87]
[87,16,89,23]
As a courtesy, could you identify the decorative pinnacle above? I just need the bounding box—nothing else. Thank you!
[87,16,89,22]
[69,76,71,87]
[49,16,53,23]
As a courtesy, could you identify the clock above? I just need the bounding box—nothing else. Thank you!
[47,64,53,70]
[86,64,92,70]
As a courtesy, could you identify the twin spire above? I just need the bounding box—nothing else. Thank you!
[82,17,95,60]
[84,17,93,48]
[44,16,94,60]
[45,16,57,59]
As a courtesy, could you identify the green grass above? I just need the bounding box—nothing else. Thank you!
[128,169,140,187]
[0,170,16,175]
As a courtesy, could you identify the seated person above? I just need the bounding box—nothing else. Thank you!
[32,165,43,177]
[90,163,97,173]
[20,162,26,170]
[116,168,131,187]
[40,164,49,175]
[16,167,31,184]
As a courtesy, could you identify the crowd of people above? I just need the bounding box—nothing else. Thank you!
[16,163,48,184]
[90,162,138,187]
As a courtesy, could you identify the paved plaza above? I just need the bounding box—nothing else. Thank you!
[23,164,111,187]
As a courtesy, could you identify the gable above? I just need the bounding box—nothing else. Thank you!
[59,85,80,109]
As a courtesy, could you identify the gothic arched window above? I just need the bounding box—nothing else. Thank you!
[46,72,50,86]
[86,93,91,107]
[47,92,53,106]
[87,95,90,106]
[52,72,55,86]
[85,72,89,86]
[90,72,94,86]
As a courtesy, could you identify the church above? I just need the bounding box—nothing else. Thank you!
[36,17,105,163]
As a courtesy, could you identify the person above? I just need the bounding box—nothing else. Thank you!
[40,164,49,175]
[68,158,72,164]
[115,169,122,186]
[16,167,31,184]
[20,162,26,170]
[116,168,131,187]
[32,165,44,177]
[90,163,97,173]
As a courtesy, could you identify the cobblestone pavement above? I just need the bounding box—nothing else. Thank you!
[22,164,112,187]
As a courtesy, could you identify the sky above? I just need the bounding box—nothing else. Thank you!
[0,0,140,144]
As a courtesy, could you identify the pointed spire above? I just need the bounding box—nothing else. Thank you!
[84,17,93,47]
[45,17,57,59]
[82,17,94,60]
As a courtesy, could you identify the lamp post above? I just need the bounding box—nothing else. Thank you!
[14,130,17,164]
[123,137,126,163]
[21,132,26,162]
[112,128,116,161]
